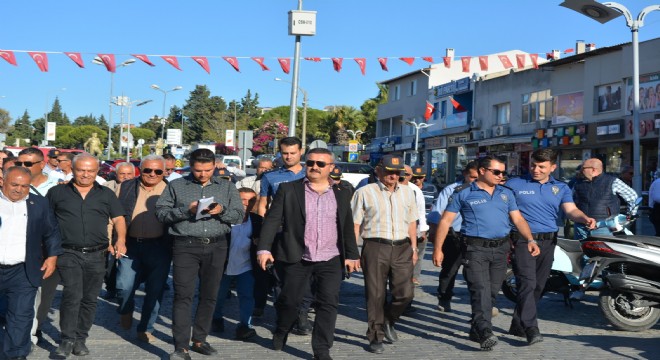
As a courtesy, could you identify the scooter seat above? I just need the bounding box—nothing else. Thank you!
[590,234,660,248]
[557,238,583,253]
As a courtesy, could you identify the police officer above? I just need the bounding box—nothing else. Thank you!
[432,155,537,351]
[505,149,595,345]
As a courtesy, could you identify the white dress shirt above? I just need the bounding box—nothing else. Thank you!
[408,182,429,235]
[0,192,28,265]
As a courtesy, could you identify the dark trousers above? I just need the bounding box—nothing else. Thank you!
[437,232,464,301]
[171,240,227,350]
[462,241,508,336]
[652,204,660,236]
[361,241,414,343]
[35,269,60,330]
[0,264,37,358]
[105,252,118,293]
[253,267,279,310]
[275,256,342,356]
[57,249,106,342]
[511,233,556,330]
[116,238,172,333]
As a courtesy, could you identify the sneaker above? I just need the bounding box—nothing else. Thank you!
[525,326,543,345]
[479,329,498,351]
[120,313,133,330]
[137,332,157,343]
[169,348,191,360]
[437,299,452,312]
[72,340,90,356]
[55,340,73,357]
[235,324,257,340]
[190,341,217,356]
[383,320,398,343]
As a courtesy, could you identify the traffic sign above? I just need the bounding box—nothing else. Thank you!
[348,152,358,162]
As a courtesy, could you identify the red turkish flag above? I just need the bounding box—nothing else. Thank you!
[479,56,488,71]
[192,56,211,74]
[98,53,116,72]
[450,97,467,112]
[304,57,322,62]
[132,54,155,66]
[354,58,366,75]
[378,57,388,71]
[498,55,513,69]
[161,56,182,70]
[424,101,434,121]
[422,56,434,63]
[331,58,343,72]
[530,54,539,69]
[400,57,415,66]
[0,50,18,66]
[278,58,291,74]
[564,48,574,54]
[443,56,451,68]
[251,57,270,71]
[516,54,526,69]
[28,52,49,72]
[223,56,240,72]
[64,52,85,68]
[461,56,471,73]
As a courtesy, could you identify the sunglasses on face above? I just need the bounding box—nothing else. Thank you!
[305,160,333,168]
[165,168,175,172]
[142,168,164,175]
[15,161,42,167]
[57,159,71,163]
[485,168,507,177]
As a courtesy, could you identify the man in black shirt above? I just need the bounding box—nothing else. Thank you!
[47,154,127,357]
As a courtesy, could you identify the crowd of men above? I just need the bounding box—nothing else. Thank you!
[0,141,645,359]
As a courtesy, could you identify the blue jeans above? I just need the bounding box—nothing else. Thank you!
[116,238,172,333]
[213,270,255,327]
[574,224,612,240]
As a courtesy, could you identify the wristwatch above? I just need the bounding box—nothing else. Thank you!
[527,239,538,244]
[412,247,419,253]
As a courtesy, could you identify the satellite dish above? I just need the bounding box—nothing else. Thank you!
[307,140,328,150]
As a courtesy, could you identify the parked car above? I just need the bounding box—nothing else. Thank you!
[333,162,373,188]
[245,156,256,168]
[100,159,142,180]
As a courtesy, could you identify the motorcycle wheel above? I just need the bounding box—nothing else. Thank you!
[599,289,660,331]
[502,268,518,303]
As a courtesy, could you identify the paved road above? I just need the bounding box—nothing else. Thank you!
[2,241,657,360]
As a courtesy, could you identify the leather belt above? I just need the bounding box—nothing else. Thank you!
[174,236,223,245]
[0,262,23,269]
[463,236,508,248]
[364,237,410,246]
[533,232,556,240]
[128,236,162,242]
[62,243,107,253]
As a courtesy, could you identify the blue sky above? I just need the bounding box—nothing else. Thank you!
[1,0,659,126]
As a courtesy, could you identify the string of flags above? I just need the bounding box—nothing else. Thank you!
[0,48,579,75]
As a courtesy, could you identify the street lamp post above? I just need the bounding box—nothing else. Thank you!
[346,130,364,141]
[275,77,308,149]
[404,119,433,166]
[93,57,136,159]
[150,84,183,139]
[561,0,660,195]
[121,99,152,162]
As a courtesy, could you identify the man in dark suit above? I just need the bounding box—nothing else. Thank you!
[0,167,62,360]
[257,148,360,360]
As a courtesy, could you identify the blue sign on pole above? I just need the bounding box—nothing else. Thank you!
[348,152,358,162]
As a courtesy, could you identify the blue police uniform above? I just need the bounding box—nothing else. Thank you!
[445,182,518,341]
[259,167,306,198]
[506,176,573,336]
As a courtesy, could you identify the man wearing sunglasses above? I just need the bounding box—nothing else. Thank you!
[506,149,596,346]
[351,155,419,354]
[432,155,535,351]
[115,155,171,344]
[257,148,359,360]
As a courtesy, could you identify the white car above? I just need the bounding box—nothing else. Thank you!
[333,162,373,188]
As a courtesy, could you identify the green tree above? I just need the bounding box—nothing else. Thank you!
[13,110,33,141]
[129,128,156,143]
[0,108,10,134]
[323,106,365,145]
[73,114,98,126]
[359,83,388,142]
[98,114,108,130]
[47,97,70,126]
[56,125,105,149]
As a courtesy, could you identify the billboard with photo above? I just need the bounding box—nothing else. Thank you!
[626,72,660,114]
[552,91,584,125]
[596,83,622,113]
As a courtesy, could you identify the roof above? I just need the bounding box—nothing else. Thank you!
[379,68,432,84]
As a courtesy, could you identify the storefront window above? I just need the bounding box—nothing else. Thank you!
[558,149,583,183]
[431,149,447,186]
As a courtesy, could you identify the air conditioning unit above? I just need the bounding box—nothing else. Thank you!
[482,129,492,138]
[470,119,481,129]
[492,125,509,137]
[470,131,483,141]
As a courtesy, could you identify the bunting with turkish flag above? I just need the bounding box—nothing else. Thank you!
[422,56,434,63]
[378,57,388,71]
[192,56,211,74]
[132,54,155,66]
[400,57,415,66]
[479,56,488,71]
[278,58,291,74]
[223,56,240,72]
[530,54,539,69]
[331,57,343,72]
[564,48,574,54]
[251,57,269,71]
[498,55,513,69]
[450,97,467,112]
[0,50,18,66]
[443,56,451,68]
[354,58,366,75]
[461,56,471,73]
[64,52,85,68]
[28,52,48,72]
[98,53,116,72]
[516,54,526,69]
[424,101,434,121]
[304,57,321,62]
[161,55,182,71]
[546,52,555,60]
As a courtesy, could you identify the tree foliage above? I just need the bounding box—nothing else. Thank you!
[54,125,106,149]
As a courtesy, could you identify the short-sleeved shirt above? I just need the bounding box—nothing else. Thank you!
[427,181,463,231]
[351,181,418,240]
[446,181,518,239]
[506,176,573,233]
[47,181,125,247]
[259,167,306,197]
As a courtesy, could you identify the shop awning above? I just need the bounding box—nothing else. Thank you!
[478,134,531,147]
